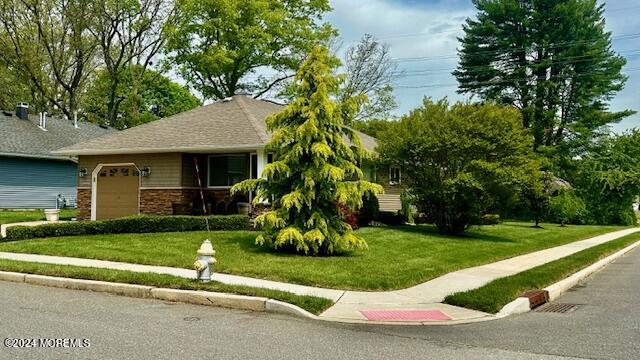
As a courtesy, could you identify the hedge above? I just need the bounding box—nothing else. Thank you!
[3,215,251,241]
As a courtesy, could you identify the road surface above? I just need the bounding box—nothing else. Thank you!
[1,246,638,359]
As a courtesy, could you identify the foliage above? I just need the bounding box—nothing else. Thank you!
[0,64,30,110]
[340,34,398,121]
[377,99,540,235]
[444,232,640,313]
[357,194,380,226]
[351,118,396,138]
[0,259,333,314]
[3,215,250,241]
[572,130,640,225]
[83,66,200,129]
[455,0,633,156]
[549,190,587,226]
[0,0,98,118]
[232,47,383,255]
[92,0,174,125]
[518,171,553,227]
[165,0,335,101]
[400,191,414,224]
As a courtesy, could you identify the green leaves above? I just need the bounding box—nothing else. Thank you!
[235,46,382,255]
[378,99,539,235]
[166,0,335,100]
[455,0,632,155]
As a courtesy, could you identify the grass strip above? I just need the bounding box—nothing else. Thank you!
[444,232,640,314]
[0,259,333,315]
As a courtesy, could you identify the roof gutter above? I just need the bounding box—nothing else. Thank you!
[0,152,77,162]
[52,144,267,156]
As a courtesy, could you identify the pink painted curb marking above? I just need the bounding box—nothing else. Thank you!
[360,309,452,321]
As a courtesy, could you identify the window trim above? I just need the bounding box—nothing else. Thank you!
[389,165,401,185]
[207,153,249,189]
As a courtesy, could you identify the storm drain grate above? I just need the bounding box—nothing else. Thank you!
[535,303,580,313]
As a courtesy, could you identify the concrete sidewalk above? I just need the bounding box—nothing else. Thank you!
[0,227,638,324]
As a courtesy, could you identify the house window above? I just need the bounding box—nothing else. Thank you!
[208,154,248,187]
[389,166,401,185]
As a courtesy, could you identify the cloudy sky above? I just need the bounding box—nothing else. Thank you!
[326,0,640,133]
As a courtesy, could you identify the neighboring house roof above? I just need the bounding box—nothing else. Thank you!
[53,95,378,156]
[0,110,114,161]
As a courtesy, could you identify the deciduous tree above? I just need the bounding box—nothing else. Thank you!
[165,0,335,101]
[378,99,539,235]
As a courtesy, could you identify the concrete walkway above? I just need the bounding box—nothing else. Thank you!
[0,227,638,324]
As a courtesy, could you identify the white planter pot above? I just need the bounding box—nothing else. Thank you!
[44,209,61,222]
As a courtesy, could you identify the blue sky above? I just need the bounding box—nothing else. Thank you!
[327,0,640,133]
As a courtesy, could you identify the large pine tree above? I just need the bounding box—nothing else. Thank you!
[232,46,383,255]
[454,0,632,154]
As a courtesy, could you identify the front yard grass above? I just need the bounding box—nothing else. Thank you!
[444,232,640,313]
[0,209,77,224]
[0,221,627,291]
[0,259,333,315]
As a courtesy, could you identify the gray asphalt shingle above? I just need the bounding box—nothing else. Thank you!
[0,110,114,160]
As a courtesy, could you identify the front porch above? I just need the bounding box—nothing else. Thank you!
[171,150,271,216]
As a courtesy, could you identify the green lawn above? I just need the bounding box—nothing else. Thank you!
[444,232,640,313]
[0,209,77,224]
[0,259,332,314]
[0,221,627,291]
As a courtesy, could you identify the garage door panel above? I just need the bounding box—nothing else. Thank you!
[96,166,139,220]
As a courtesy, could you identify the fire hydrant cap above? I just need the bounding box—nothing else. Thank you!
[197,239,216,256]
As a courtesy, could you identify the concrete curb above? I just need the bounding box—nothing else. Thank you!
[0,271,317,319]
[497,239,640,317]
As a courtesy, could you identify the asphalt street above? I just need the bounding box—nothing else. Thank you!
[0,246,638,360]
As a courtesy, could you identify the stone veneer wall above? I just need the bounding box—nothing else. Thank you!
[76,188,92,220]
[76,187,249,220]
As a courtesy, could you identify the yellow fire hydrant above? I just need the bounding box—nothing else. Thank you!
[194,239,216,282]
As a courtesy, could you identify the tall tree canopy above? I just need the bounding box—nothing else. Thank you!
[378,99,539,235]
[0,0,98,118]
[83,66,201,129]
[91,0,174,125]
[340,34,398,121]
[454,0,632,153]
[165,0,335,101]
[232,47,383,255]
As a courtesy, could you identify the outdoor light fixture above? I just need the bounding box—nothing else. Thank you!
[141,166,151,177]
[78,168,87,177]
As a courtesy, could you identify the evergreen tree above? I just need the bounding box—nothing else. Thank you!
[232,47,383,255]
[454,0,632,155]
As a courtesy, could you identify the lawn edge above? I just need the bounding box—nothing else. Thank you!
[495,238,640,318]
[0,271,319,320]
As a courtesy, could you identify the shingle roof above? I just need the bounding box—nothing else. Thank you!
[0,110,114,161]
[54,95,378,155]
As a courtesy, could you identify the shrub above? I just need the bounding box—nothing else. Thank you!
[4,215,251,241]
[357,194,380,226]
[400,191,414,224]
[548,190,588,226]
[378,211,405,226]
[377,99,540,235]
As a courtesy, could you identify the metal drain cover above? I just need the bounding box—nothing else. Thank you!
[535,303,580,313]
